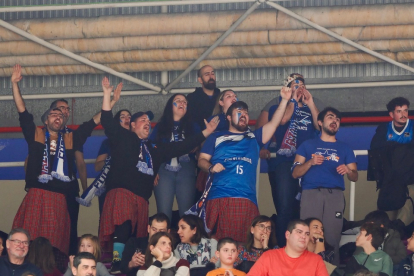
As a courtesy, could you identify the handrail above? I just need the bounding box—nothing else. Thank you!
[1,150,365,221]
[0,116,402,133]
[349,150,368,221]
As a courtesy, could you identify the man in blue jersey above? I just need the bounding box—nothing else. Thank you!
[370,97,414,231]
[197,87,292,242]
[292,107,358,265]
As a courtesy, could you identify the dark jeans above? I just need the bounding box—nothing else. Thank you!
[66,193,79,256]
[268,161,300,247]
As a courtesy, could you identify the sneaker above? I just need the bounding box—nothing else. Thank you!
[110,260,122,274]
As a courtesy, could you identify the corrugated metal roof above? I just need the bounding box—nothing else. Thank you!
[0,62,412,91]
[2,0,414,20]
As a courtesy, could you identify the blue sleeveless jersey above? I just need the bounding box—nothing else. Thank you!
[201,129,263,205]
[387,119,413,144]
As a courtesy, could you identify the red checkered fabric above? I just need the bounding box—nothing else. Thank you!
[12,188,70,255]
[206,197,259,243]
[99,188,149,242]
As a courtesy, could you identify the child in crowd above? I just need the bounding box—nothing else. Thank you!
[358,210,406,273]
[207,238,246,276]
[345,222,393,276]
[64,234,110,276]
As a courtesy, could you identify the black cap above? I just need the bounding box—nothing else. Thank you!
[41,107,63,124]
[130,111,154,126]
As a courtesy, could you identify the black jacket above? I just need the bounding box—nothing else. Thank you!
[101,110,206,200]
[120,237,149,276]
[19,109,96,195]
[187,87,220,130]
[0,256,44,276]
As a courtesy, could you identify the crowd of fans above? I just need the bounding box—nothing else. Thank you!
[1,64,413,276]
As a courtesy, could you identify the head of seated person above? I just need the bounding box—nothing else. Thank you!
[176,214,216,267]
[26,237,58,275]
[71,252,96,276]
[177,214,208,246]
[246,215,277,252]
[303,217,335,263]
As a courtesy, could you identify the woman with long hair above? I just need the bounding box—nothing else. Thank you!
[27,237,61,276]
[303,217,335,264]
[138,232,190,276]
[174,214,218,268]
[234,215,278,272]
[208,89,238,132]
[149,94,201,220]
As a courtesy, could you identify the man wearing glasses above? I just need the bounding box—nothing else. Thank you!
[10,64,102,256]
[247,220,328,276]
[0,228,43,276]
[49,98,88,256]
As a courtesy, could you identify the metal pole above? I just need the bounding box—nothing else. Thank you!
[2,80,414,100]
[349,150,367,221]
[265,1,414,74]
[0,19,162,92]
[164,0,263,92]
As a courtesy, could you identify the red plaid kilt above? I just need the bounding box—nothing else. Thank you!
[206,197,259,243]
[12,188,70,255]
[99,188,149,243]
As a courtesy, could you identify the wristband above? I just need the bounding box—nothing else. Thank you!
[153,260,162,268]
[291,161,302,172]
[290,98,297,103]
[208,164,214,174]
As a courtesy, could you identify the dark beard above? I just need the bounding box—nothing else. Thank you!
[231,119,248,132]
[203,79,216,90]
[322,124,338,136]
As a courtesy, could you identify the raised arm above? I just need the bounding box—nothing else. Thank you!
[11,64,25,113]
[93,81,123,125]
[261,87,292,144]
[102,77,113,111]
[280,90,297,126]
[157,118,219,163]
[75,77,122,150]
[302,89,320,129]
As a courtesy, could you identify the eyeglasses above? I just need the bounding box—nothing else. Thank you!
[9,239,29,247]
[255,224,272,232]
[57,106,71,112]
[173,99,188,105]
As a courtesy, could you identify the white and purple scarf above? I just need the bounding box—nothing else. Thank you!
[137,139,154,175]
[277,99,303,157]
[76,156,110,207]
[165,125,190,172]
[38,130,73,183]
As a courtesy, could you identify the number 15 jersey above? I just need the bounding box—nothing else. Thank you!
[200,128,263,205]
